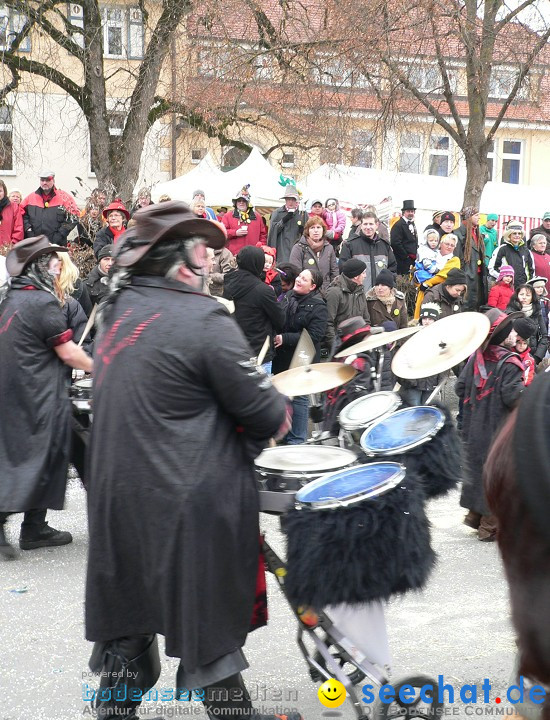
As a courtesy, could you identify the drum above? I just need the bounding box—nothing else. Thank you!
[338,391,401,445]
[283,462,434,610]
[359,405,462,499]
[254,446,357,514]
[70,378,93,414]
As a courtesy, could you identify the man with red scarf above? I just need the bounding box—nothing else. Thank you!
[457,308,524,541]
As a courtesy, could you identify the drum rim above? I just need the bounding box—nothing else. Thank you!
[338,391,402,430]
[74,378,93,389]
[254,446,357,474]
[295,461,406,509]
[360,405,446,456]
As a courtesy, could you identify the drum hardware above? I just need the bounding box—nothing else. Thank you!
[271,362,357,398]
[391,312,490,379]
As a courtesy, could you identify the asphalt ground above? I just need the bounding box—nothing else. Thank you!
[0,471,522,720]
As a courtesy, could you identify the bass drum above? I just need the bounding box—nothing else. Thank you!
[254,445,357,514]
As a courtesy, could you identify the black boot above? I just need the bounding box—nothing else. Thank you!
[88,634,161,719]
[19,509,72,550]
[202,673,303,720]
[0,513,16,560]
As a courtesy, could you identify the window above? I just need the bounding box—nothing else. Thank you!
[351,131,374,168]
[405,63,458,94]
[486,140,495,180]
[102,7,144,59]
[108,111,126,137]
[0,4,30,51]
[282,152,295,168]
[197,46,234,79]
[191,148,206,164]
[501,140,522,184]
[428,135,450,176]
[0,105,12,171]
[254,53,275,81]
[313,54,353,87]
[67,3,84,48]
[399,132,421,173]
[489,67,529,101]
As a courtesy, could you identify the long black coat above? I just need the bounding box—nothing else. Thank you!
[0,283,72,512]
[457,348,524,515]
[85,276,287,668]
[390,217,419,275]
[455,224,488,311]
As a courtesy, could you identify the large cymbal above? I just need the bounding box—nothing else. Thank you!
[271,362,357,397]
[392,312,491,379]
[335,326,420,358]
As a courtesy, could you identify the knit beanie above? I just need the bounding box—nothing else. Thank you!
[444,268,467,286]
[513,317,537,341]
[374,268,395,288]
[342,258,367,278]
[497,265,515,282]
[419,302,442,322]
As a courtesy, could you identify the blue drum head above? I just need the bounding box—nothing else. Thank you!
[295,462,406,509]
[360,406,445,456]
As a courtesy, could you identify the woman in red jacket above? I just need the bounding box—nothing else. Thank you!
[222,185,267,256]
[0,180,24,247]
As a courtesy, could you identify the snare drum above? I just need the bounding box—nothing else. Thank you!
[360,405,461,499]
[254,445,357,514]
[283,462,434,609]
[338,391,401,445]
[70,378,93,414]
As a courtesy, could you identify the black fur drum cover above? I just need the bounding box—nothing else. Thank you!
[403,404,463,500]
[283,472,436,610]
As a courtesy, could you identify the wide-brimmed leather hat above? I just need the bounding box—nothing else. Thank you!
[483,308,524,348]
[114,201,226,268]
[6,235,68,276]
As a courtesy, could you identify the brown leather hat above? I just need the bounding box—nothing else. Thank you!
[6,235,68,276]
[114,201,226,268]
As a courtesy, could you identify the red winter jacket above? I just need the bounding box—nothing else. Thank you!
[222,209,267,256]
[487,281,514,311]
[0,201,24,246]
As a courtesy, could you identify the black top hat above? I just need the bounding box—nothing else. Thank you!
[6,235,68,277]
[114,201,226,268]
[402,200,416,211]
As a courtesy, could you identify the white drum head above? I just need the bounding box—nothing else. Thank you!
[338,392,401,431]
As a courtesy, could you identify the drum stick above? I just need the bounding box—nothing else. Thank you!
[392,382,401,392]
[78,305,98,347]
[256,336,270,367]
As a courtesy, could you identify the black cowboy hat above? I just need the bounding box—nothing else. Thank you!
[114,201,226,268]
[6,235,68,277]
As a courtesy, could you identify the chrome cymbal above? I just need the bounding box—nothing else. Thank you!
[271,362,357,397]
[391,312,491,379]
[335,326,420,358]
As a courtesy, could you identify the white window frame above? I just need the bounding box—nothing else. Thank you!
[0,105,14,173]
[428,134,451,177]
[0,4,30,52]
[254,53,275,81]
[281,151,295,168]
[312,53,353,87]
[501,139,523,185]
[197,44,233,79]
[405,63,458,95]
[489,67,529,101]
[487,139,496,181]
[399,132,422,174]
[351,130,375,168]
[101,6,144,60]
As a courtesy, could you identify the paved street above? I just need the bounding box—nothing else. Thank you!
[0,471,520,720]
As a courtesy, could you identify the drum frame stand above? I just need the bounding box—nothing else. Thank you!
[262,538,388,720]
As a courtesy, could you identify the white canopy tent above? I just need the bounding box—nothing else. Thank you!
[151,148,284,208]
[301,164,546,230]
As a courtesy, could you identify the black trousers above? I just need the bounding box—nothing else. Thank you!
[0,509,47,528]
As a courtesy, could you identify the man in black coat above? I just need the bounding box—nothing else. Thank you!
[223,245,285,368]
[390,199,418,276]
[84,244,114,307]
[0,236,93,560]
[457,309,524,542]
[339,211,397,291]
[85,203,299,720]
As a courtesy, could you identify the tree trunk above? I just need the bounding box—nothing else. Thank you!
[462,153,489,211]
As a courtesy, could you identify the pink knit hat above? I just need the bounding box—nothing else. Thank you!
[497,264,515,282]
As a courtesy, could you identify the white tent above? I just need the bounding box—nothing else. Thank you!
[150,153,224,203]
[301,163,547,228]
[151,148,284,208]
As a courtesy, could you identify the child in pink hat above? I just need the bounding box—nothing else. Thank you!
[487,264,515,310]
